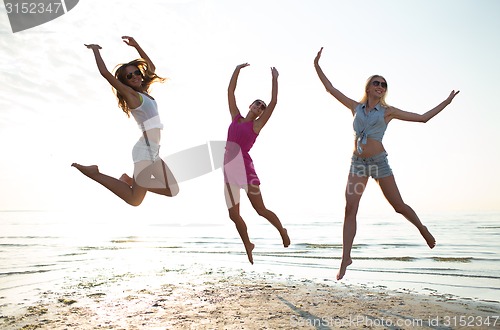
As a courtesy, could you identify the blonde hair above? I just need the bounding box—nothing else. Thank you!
[360,75,389,107]
[113,59,166,117]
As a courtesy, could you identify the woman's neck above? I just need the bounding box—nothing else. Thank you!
[366,96,380,110]
[245,112,258,121]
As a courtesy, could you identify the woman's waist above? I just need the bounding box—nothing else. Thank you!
[141,128,161,145]
[353,138,385,158]
[224,145,252,163]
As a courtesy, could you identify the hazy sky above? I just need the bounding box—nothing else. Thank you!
[0,0,499,219]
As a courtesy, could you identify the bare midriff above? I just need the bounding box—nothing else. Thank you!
[143,128,161,145]
[352,138,385,158]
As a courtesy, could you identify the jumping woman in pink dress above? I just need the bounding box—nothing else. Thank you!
[224,63,290,264]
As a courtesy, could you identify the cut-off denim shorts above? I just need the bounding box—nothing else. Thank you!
[350,152,393,179]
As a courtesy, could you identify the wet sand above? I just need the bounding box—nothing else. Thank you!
[1,265,499,330]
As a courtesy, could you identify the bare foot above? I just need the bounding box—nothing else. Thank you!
[244,242,255,265]
[280,228,290,248]
[336,258,352,280]
[119,173,134,187]
[420,226,436,249]
[71,163,100,178]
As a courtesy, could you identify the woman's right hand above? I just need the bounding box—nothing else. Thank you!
[236,63,250,70]
[314,47,323,65]
[84,44,102,50]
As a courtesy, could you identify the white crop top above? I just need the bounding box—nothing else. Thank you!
[130,93,164,131]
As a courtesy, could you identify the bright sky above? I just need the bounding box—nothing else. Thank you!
[0,0,499,219]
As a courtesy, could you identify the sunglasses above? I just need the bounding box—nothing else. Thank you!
[372,80,387,89]
[126,69,142,80]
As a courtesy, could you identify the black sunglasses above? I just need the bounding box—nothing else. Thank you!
[126,69,142,80]
[372,80,387,89]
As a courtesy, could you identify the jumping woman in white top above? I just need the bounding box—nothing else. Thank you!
[72,36,178,206]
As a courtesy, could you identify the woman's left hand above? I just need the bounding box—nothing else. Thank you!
[271,67,279,79]
[122,36,138,47]
[447,90,460,103]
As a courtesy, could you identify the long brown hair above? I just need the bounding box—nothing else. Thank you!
[113,59,166,117]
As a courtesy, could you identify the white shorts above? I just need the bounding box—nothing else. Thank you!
[132,137,160,163]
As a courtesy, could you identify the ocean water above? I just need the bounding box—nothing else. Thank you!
[0,209,499,314]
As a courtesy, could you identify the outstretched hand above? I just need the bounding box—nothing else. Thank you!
[314,47,324,65]
[271,66,279,79]
[84,44,101,50]
[447,90,460,103]
[236,63,250,70]
[122,36,138,47]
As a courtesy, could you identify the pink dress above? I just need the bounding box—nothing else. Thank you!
[224,114,260,187]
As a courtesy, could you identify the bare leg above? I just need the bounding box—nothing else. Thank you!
[71,163,147,206]
[134,159,179,197]
[120,173,133,187]
[247,185,290,247]
[377,175,436,248]
[338,174,369,280]
[120,166,179,197]
[225,183,254,264]
[228,204,255,264]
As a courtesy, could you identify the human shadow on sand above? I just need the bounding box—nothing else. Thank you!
[277,296,332,330]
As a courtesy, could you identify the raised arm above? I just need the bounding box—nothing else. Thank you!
[254,67,279,133]
[387,90,460,123]
[228,63,249,120]
[314,47,358,114]
[85,44,136,103]
[122,36,156,73]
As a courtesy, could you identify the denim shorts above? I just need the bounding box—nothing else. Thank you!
[350,152,393,179]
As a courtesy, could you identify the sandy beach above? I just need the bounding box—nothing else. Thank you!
[2,264,499,330]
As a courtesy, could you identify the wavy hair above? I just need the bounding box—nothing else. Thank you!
[113,58,166,117]
[360,75,389,107]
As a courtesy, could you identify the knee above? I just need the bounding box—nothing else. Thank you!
[392,202,408,215]
[254,207,268,217]
[169,184,180,197]
[344,202,359,218]
[127,197,143,207]
[228,209,240,222]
